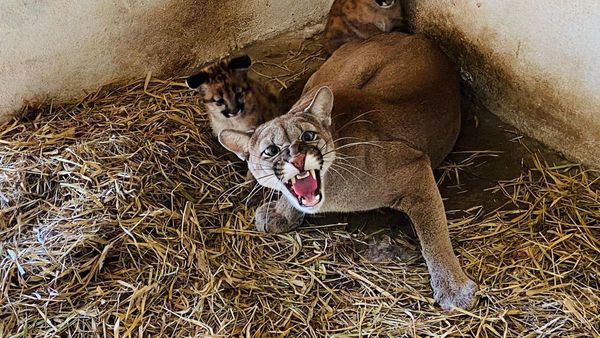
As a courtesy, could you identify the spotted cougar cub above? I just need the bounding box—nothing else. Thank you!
[186,54,280,137]
[324,0,405,54]
[220,33,478,310]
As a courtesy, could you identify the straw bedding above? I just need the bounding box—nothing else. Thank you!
[1,63,599,337]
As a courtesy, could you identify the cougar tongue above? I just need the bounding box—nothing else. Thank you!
[292,172,318,198]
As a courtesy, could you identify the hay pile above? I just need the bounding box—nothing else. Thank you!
[1,75,599,336]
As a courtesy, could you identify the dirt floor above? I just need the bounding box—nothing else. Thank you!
[1,30,599,337]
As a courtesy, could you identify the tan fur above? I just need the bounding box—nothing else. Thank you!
[220,33,478,310]
[323,0,404,54]
[186,55,280,137]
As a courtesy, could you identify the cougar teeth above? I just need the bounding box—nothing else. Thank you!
[291,176,297,185]
[296,171,310,179]
[309,170,316,179]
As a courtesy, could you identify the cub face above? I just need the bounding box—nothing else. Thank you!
[186,55,253,120]
[324,0,405,53]
[345,0,404,32]
[219,87,336,213]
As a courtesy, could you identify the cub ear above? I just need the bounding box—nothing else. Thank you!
[228,54,252,71]
[186,71,209,90]
[304,86,333,127]
[218,129,253,160]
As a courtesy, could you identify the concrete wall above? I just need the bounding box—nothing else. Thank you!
[0,0,332,122]
[406,0,600,167]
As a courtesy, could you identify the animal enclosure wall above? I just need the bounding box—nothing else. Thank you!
[0,0,333,122]
[406,0,600,168]
[2,0,599,168]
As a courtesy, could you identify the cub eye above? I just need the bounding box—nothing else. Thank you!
[301,131,316,142]
[375,0,394,7]
[263,145,280,157]
[215,98,225,106]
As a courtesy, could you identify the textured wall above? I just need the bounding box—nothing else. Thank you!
[406,0,600,167]
[0,0,332,121]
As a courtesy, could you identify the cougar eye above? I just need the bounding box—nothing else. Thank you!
[301,131,316,142]
[215,98,225,106]
[263,145,280,157]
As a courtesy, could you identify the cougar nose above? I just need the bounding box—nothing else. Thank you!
[289,153,305,171]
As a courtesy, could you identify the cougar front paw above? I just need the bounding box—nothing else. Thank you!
[431,273,479,311]
[254,202,300,233]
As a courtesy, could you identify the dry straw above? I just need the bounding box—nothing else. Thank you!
[1,57,599,337]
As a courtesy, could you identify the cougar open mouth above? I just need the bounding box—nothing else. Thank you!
[285,169,322,208]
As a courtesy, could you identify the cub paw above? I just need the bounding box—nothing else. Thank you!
[431,274,479,311]
[254,202,300,233]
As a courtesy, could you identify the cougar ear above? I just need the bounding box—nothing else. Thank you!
[228,54,252,71]
[218,129,253,160]
[185,71,209,90]
[304,86,333,127]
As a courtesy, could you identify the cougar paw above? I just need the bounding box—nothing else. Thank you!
[254,202,299,233]
[431,274,479,311]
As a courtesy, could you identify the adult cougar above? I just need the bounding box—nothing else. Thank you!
[220,33,477,310]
